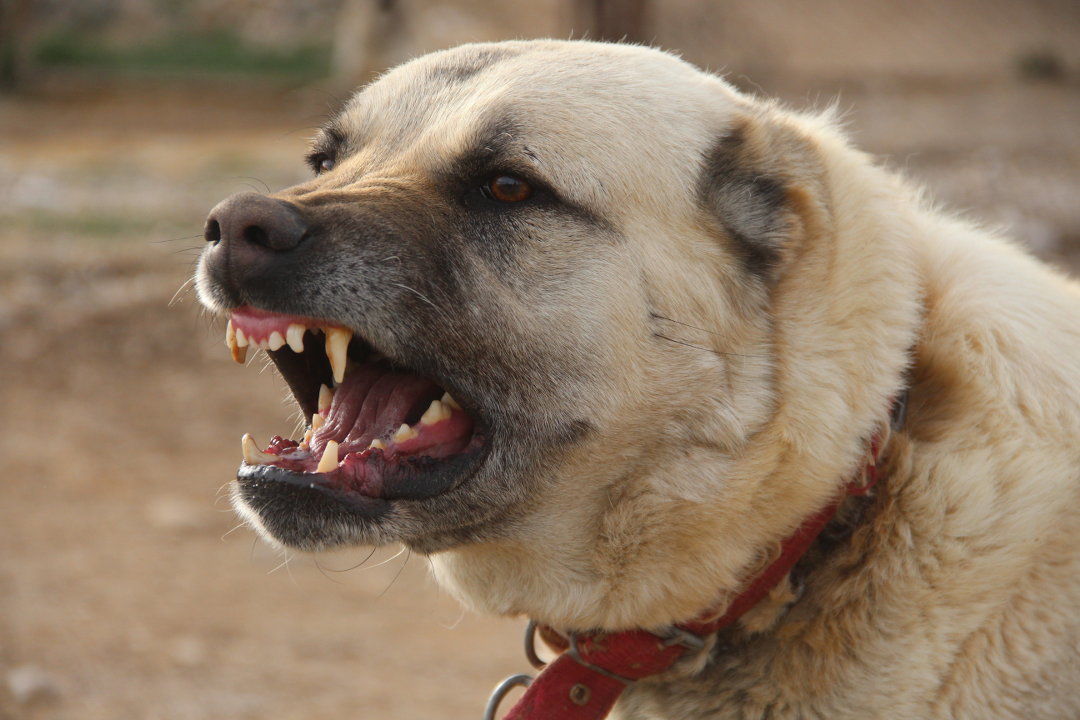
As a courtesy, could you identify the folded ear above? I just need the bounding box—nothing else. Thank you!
[700,111,831,282]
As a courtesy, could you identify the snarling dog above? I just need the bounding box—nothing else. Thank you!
[195,40,1080,718]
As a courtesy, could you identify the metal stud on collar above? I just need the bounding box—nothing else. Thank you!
[569,682,592,706]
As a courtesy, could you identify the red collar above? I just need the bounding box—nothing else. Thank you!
[484,396,903,720]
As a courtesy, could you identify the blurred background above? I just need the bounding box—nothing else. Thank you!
[0,0,1077,718]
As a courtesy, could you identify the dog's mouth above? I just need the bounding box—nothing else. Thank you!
[227,306,485,508]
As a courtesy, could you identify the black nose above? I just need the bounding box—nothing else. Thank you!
[204,192,308,252]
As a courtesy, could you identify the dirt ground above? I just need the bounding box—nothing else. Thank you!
[0,72,1077,719]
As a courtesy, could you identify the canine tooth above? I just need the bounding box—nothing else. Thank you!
[286,324,305,353]
[420,399,452,425]
[312,413,325,431]
[318,384,334,414]
[369,439,386,450]
[325,327,352,384]
[235,328,248,347]
[268,331,285,351]
[317,441,339,473]
[303,428,313,446]
[241,434,280,465]
[226,320,247,364]
[441,392,462,411]
[393,423,418,443]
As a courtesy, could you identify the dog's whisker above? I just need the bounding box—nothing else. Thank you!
[653,332,765,358]
[230,176,272,195]
[650,312,742,342]
[310,88,345,108]
[151,234,202,244]
[315,546,379,575]
[425,555,440,605]
[169,277,196,307]
[391,282,437,309]
[220,522,246,541]
[375,547,411,603]
[167,246,203,258]
[282,553,300,591]
[437,605,467,630]
[312,554,349,585]
[357,544,406,573]
[276,126,326,142]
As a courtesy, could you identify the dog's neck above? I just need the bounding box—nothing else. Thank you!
[489,392,907,720]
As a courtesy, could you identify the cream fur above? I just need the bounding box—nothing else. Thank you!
[400,41,1080,717]
[206,38,1080,717]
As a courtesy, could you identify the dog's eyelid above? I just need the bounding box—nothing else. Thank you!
[307,125,349,175]
[307,151,338,175]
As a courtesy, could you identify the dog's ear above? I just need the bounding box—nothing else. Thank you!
[700,112,830,282]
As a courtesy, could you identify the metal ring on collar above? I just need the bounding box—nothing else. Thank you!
[567,633,637,686]
[524,619,547,670]
[658,626,707,652]
[483,674,533,720]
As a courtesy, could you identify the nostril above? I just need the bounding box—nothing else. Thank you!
[243,224,270,248]
[205,219,221,244]
[204,192,308,253]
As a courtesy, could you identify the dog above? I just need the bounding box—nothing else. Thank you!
[195,40,1080,718]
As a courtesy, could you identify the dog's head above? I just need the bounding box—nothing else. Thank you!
[196,40,919,630]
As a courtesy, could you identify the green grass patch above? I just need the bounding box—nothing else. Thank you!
[3,210,165,240]
[33,29,331,80]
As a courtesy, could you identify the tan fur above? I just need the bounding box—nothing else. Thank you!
[212,39,1080,716]
[393,41,1080,717]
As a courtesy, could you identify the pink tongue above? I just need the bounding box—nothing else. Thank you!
[310,364,440,457]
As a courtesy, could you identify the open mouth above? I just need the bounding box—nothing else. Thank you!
[225,306,485,506]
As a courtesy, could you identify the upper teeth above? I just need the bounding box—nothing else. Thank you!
[225,320,247,364]
[223,319,354,379]
[325,328,352,385]
[286,323,305,353]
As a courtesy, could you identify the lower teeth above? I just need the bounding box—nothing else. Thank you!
[317,441,340,473]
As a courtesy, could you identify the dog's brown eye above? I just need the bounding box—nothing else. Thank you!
[487,175,532,202]
[319,157,336,173]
